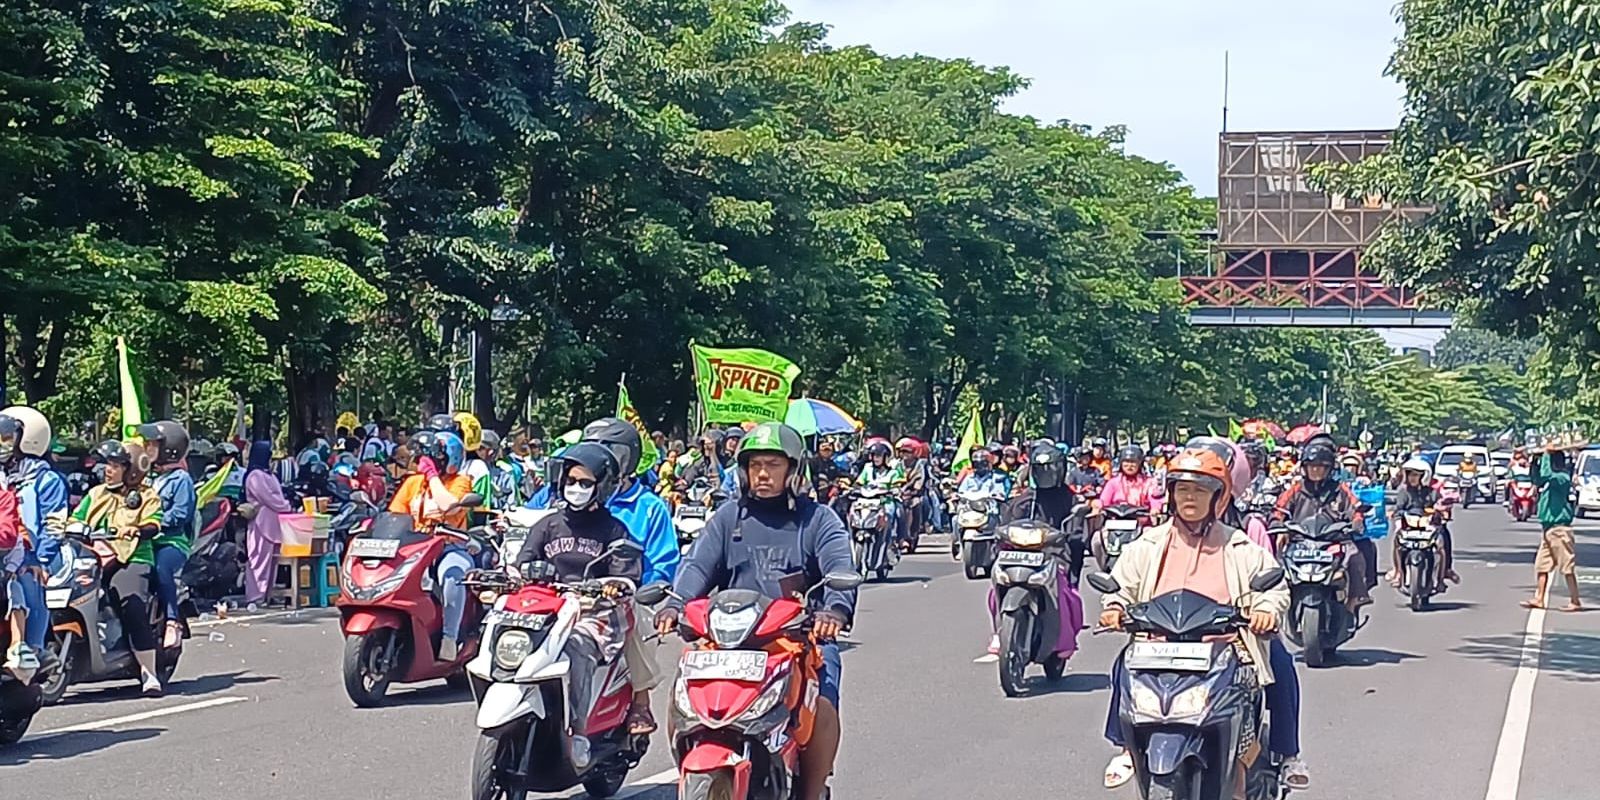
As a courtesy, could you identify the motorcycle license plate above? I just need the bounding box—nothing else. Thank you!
[348,538,399,559]
[995,550,1045,567]
[681,649,768,682]
[679,506,707,518]
[1127,641,1212,672]
[1104,520,1139,532]
[1289,545,1335,564]
[45,588,72,609]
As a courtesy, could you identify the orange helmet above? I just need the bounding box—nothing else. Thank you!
[1165,448,1232,517]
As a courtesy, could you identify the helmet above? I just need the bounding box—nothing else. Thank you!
[736,422,807,496]
[437,432,466,472]
[1165,448,1232,517]
[894,437,918,453]
[1001,445,1020,459]
[189,438,216,459]
[971,450,993,469]
[866,441,891,460]
[67,471,95,497]
[0,406,52,461]
[556,442,621,509]
[1240,440,1267,471]
[1092,437,1108,448]
[1185,435,1234,466]
[216,442,241,463]
[427,413,458,434]
[137,420,190,467]
[1028,443,1066,489]
[453,412,483,450]
[1340,452,1364,470]
[582,417,642,477]
[1401,457,1432,481]
[1116,445,1145,465]
[1301,441,1337,468]
[94,439,135,466]
[1224,440,1251,500]
[410,430,445,463]
[478,429,502,455]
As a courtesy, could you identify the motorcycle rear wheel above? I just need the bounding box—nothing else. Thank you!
[998,610,1032,697]
[0,712,31,746]
[470,729,528,800]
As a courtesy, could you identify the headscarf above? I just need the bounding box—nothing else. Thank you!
[246,440,273,479]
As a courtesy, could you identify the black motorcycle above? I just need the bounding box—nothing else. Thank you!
[1394,509,1446,611]
[1276,514,1363,667]
[1090,569,1290,800]
[1097,503,1152,572]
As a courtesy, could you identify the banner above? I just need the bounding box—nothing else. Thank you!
[616,379,659,476]
[952,407,984,473]
[116,337,147,441]
[690,344,801,424]
[197,459,235,506]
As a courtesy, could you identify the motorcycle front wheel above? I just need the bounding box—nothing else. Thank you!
[1410,558,1430,612]
[998,609,1032,697]
[1300,605,1326,668]
[342,630,397,708]
[1143,761,1199,800]
[38,631,73,706]
[962,542,983,580]
[679,769,739,800]
[471,729,529,800]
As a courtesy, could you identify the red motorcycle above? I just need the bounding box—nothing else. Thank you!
[337,502,491,707]
[1509,477,1538,523]
[670,572,860,800]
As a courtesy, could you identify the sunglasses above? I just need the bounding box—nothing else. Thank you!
[567,477,597,489]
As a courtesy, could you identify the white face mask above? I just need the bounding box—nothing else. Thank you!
[563,483,597,510]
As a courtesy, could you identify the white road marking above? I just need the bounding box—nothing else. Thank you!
[34,695,249,736]
[1484,607,1545,800]
[972,654,998,664]
[191,608,336,628]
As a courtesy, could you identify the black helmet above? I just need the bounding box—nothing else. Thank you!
[138,420,190,467]
[737,422,808,496]
[1117,445,1145,465]
[1301,441,1337,468]
[1028,443,1066,489]
[865,441,891,459]
[555,441,620,510]
[1240,440,1266,471]
[67,471,95,497]
[94,439,135,467]
[410,430,445,463]
[582,417,642,476]
[427,413,459,434]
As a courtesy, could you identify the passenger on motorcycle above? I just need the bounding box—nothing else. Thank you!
[1386,458,1458,590]
[137,421,196,651]
[70,440,165,695]
[1099,448,1307,791]
[1,473,26,675]
[513,442,642,765]
[997,444,1022,482]
[657,422,857,800]
[896,438,934,548]
[1273,440,1372,613]
[987,443,1089,655]
[388,430,476,660]
[0,406,67,673]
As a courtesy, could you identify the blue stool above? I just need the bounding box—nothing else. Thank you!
[311,551,342,607]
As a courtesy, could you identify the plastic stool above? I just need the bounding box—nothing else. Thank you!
[311,551,342,608]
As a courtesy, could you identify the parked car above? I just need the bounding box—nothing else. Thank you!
[1573,448,1600,518]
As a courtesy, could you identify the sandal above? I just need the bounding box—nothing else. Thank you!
[626,704,657,735]
[1281,756,1311,789]
[1520,599,1545,610]
[1104,752,1135,789]
[1561,603,1584,613]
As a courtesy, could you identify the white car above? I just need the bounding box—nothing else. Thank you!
[1574,449,1600,517]
[1435,444,1495,504]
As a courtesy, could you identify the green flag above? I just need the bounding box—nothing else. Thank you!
[1207,423,1219,437]
[952,407,984,472]
[1228,419,1244,441]
[197,459,235,506]
[116,336,147,441]
[690,344,801,424]
[616,379,660,477]
[1263,432,1278,452]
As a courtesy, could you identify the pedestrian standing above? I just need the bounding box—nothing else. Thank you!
[1524,449,1583,612]
[242,441,293,606]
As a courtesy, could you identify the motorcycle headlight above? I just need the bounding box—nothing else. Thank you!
[710,606,761,648]
[1005,525,1045,548]
[738,677,789,723]
[1169,685,1209,718]
[1130,683,1162,717]
[494,629,534,670]
[350,552,425,600]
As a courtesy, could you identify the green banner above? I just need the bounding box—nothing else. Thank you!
[116,336,147,441]
[952,407,984,472]
[690,344,801,424]
[617,380,660,476]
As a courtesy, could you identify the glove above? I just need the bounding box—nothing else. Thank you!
[417,456,439,480]
[656,606,681,636]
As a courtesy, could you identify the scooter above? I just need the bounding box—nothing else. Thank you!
[1509,478,1537,523]
[1097,503,1152,572]
[845,485,898,581]
[669,571,864,800]
[464,542,666,800]
[1395,511,1445,612]
[1277,515,1361,667]
[992,517,1084,697]
[953,488,1000,580]
[674,478,722,555]
[336,495,492,707]
[1089,569,1291,800]
[40,523,183,705]
[1454,474,1478,508]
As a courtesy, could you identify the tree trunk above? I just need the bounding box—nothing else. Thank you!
[471,318,498,430]
[428,318,456,414]
[285,365,338,450]
[11,313,71,404]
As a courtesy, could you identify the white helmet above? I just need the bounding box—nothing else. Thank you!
[0,406,52,459]
[1400,456,1432,480]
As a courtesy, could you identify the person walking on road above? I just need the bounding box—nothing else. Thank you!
[1523,450,1583,612]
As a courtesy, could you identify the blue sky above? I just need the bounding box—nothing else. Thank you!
[781,0,1404,194]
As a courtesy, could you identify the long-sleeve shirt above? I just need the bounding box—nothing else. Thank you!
[1533,454,1575,529]
[1273,478,1364,532]
[13,457,68,566]
[606,479,680,585]
[958,471,1008,500]
[1098,473,1164,513]
[245,468,294,546]
[668,495,858,622]
[515,507,641,583]
[151,467,197,554]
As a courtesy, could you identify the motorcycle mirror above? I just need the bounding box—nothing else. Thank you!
[634,581,671,606]
[1086,571,1120,594]
[609,538,644,557]
[1249,568,1286,593]
[823,571,863,592]
[456,492,485,509]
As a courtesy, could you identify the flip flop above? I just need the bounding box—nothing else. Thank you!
[1561,604,1584,613]
[1104,752,1135,789]
[1520,599,1545,610]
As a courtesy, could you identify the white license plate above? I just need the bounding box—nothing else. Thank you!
[348,538,399,559]
[681,649,769,682]
[995,550,1046,567]
[45,588,72,609]
[1289,546,1335,564]
[1127,641,1213,671]
[1104,520,1139,531]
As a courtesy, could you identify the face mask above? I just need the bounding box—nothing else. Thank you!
[563,482,596,509]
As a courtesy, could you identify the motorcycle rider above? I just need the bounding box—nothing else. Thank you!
[678,432,726,489]
[1507,448,1533,505]
[1097,445,1163,513]
[135,420,196,651]
[1086,437,1113,478]
[1386,457,1457,591]
[896,438,933,549]
[0,406,67,673]
[957,450,1008,502]
[70,440,166,695]
[856,441,905,542]
[987,443,1089,655]
[1099,448,1307,791]
[657,422,857,800]
[513,441,641,767]
[1273,439,1372,613]
[1066,447,1106,507]
[388,430,476,659]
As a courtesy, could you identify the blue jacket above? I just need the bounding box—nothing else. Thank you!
[14,457,68,567]
[152,467,198,548]
[524,484,552,510]
[607,479,680,584]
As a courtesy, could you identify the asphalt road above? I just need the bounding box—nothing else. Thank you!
[5,505,1597,800]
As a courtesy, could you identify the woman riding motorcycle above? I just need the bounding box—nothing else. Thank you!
[71,440,165,695]
[855,441,905,541]
[1097,445,1164,513]
[138,421,196,650]
[1387,457,1458,591]
[387,430,476,660]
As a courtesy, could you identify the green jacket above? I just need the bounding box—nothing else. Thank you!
[1533,454,1575,529]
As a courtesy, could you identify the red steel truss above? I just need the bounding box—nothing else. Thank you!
[1181,249,1420,310]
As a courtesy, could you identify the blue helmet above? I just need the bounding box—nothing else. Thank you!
[439,432,466,472]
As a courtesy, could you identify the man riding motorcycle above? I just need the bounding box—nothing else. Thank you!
[657,422,858,800]
[984,443,1089,656]
[1387,457,1458,591]
[958,451,1009,502]
[1086,438,1113,478]
[1273,440,1372,613]
[1099,448,1308,792]
[896,438,934,549]
[388,429,475,660]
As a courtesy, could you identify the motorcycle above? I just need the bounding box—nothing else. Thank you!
[40,522,184,705]
[0,624,43,746]
[1277,515,1362,667]
[1395,510,1446,611]
[464,541,666,800]
[1508,478,1537,523]
[674,478,722,555]
[1097,503,1152,572]
[845,485,899,581]
[178,495,242,605]
[669,570,864,800]
[1454,473,1478,508]
[992,517,1083,697]
[335,495,492,707]
[952,488,1001,580]
[1089,568,1291,800]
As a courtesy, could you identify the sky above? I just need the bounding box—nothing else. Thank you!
[781,0,1439,350]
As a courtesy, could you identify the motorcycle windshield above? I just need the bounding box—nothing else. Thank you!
[1129,590,1238,640]
[366,512,432,545]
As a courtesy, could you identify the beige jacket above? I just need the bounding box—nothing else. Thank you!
[1101,521,1290,685]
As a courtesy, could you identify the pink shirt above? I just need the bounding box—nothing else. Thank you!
[1099,474,1164,513]
[1151,524,1232,604]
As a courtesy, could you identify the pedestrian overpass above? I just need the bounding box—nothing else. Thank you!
[1185,130,1451,328]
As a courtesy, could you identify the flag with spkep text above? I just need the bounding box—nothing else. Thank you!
[690,345,801,424]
